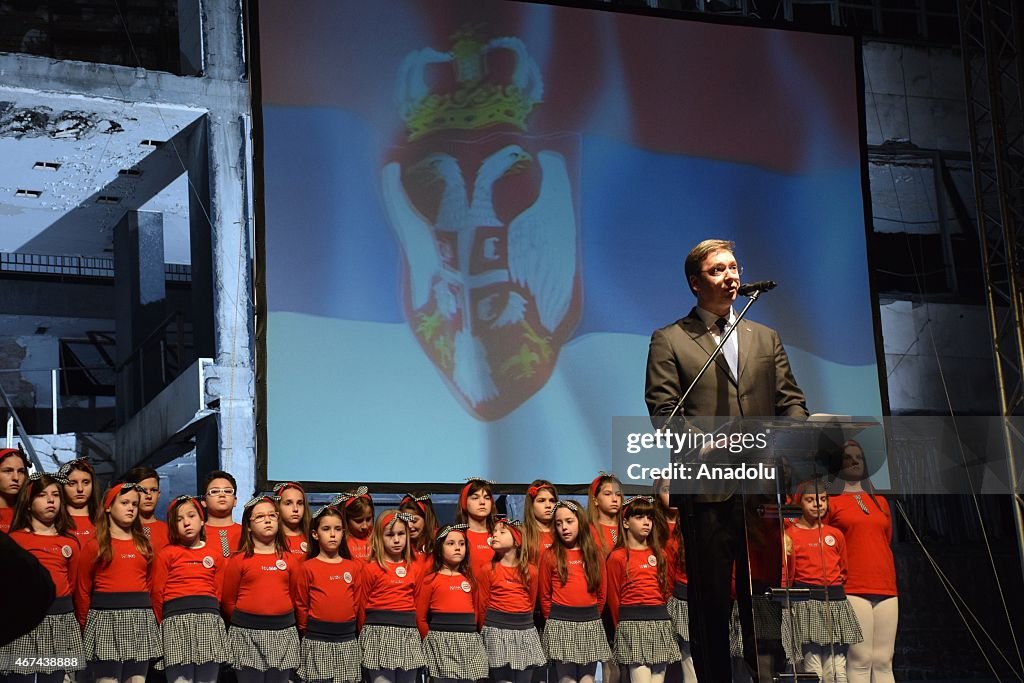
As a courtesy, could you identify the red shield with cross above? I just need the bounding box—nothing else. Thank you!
[382,131,581,420]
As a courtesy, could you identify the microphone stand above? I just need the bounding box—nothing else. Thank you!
[663,289,762,423]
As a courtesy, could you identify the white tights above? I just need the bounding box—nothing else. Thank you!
[555,662,598,683]
[846,595,898,683]
[166,662,220,683]
[602,660,621,683]
[800,644,848,683]
[678,641,697,683]
[626,663,667,683]
[368,670,418,683]
[492,669,535,683]
[92,659,149,683]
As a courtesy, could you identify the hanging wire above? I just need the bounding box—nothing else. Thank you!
[894,498,1018,681]
[865,50,1024,679]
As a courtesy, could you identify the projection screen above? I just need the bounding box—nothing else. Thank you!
[254,0,885,487]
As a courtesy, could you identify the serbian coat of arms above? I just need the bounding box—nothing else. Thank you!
[380,28,582,421]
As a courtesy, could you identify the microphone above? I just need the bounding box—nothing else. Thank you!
[737,280,777,296]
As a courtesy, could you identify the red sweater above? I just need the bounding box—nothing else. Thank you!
[293,557,362,632]
[478,562,538,626]
[413,550,433,576]
[359,560,419,625]
[605,547,668,625]
[665,533,687,586]
[150,543,225,621]
[784,524,847,587]
[9,530,79,599]
[466,529,495,574]
[285,534,308,557]
[69,514,95,543]
[827,494,897,596]
[746,517,784,587]
[415,571,478,637]
[538,548,604,618]
[538,530,554,554]
[207,523,242,557]
[221,551,300,622]
[142,519,169,555]
[346,535,371,563]
[593,523,619,556]
[75,537,152,625]
[0,507,13,533]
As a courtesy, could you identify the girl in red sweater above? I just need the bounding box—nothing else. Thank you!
[479,518,546,683]
[539,500,610,683]
[782,480,863,683]
[222,495,301,683]
[359,510,425,683]
[588,474,622,557]
[828,440,897,683]
[151,495,228,683]
[294,505,363,683]
[275,482,311,556]
[0,472,85,683]
[123,466,169,554]
[664,506,695,683]
[415,524,489,682]
[333,486,374,562]
[399,492,437,569]
[606,496,680,683]
[59,458,99,543]
[77,483,161,683]
[652,478,678,544]
[523,480,558,567]
[456,478,497,574]
[587,475,623,683]
[0,447,28,533]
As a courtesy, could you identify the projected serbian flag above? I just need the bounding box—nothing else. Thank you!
[257,0,883,484]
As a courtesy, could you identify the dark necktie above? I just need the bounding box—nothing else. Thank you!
[715,317,739,378]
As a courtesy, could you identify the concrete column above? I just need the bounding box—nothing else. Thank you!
[114,210,167,425]
[200,0,256,504]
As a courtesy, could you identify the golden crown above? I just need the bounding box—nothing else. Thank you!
[397,27,544,141]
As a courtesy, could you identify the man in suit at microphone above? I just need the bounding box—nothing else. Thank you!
[645,238,808,682]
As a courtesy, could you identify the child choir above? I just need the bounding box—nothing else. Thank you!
[0,446,893,683]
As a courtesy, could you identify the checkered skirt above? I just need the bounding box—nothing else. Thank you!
[780,599,864,663]
[297,637,361,683]
[482,625,547,671]
[0,612,85,674]
[728,602,744,657]
[613,619,681,666]
[666,596,690,642]
[359,625,425,672]
[159,612,230,668]
[753,594,783,640]
[541,618,611,665]
[84,608,162,662]
[227,625,300,671]
[423,630,489,680]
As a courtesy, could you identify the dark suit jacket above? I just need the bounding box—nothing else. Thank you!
[645,307,808,500]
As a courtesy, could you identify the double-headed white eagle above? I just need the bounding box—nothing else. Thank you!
[381,144,577,406]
